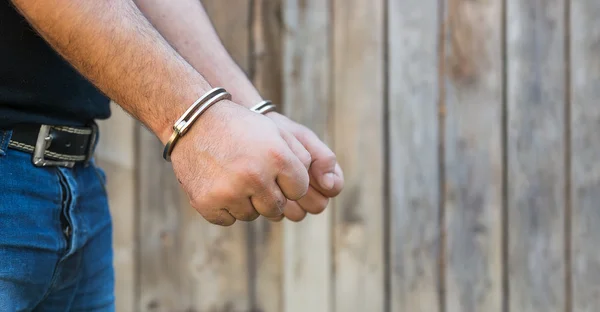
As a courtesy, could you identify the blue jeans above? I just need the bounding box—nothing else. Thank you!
[0,130,115,311]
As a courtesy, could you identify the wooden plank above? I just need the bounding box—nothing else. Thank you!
[201,0,251,71]
[252,0,283,103]
[137,1,252,311]
[506,0,567,311]
[332,0,385,311]
[136,136,251,312]
[571,0,600,311]
[282,1,333,312]
[443,0,503,311]
[387,0,441,310]
[137,126,195,311]
[95,103,137,312]
[250,1,284,311]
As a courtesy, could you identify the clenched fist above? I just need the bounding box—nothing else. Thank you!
[169,100,312,226]
[265,112,344,222]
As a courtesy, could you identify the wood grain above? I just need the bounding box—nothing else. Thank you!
[387,0,441,311]
[282,1,333,312]
[506,0,567,310]
[137,126,195,312]
[250,1,284,311]
[201,0,251,71]
[443,0,503,311]
[571,0,600,311]
[332,0,385,311]
[95,103,137,312]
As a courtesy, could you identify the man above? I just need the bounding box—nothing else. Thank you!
[0,0,344,310]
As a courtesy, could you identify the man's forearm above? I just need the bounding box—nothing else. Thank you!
[134,0,264,108]
[12,0,213,143]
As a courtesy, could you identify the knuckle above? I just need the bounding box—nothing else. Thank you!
[241,168,264,186]
[265,197,285,218]
[315,198,330,213]
[240,209,260,221]
[289,185,308,201]
[308,197,329,214]
[246,213,260,221]
[216,209,235,226]
[206,213,233,226]
[275,196,287,211]
[285,210,307,222]
[293,172,310,199]
[300,150,312,168]
[267,147,288,167]
[288,214,306,222]
[268,215,285,222]
[325,151,336,163]
[293,125,315,140]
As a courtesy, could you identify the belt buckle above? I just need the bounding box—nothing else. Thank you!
[32,125,76,168]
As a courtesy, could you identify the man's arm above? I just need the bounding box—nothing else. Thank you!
[133,0,264,108]
[12,0,207,142]
[134,0,344,220]
[11,0,311,225]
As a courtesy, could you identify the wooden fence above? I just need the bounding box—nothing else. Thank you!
[95,0,600,311]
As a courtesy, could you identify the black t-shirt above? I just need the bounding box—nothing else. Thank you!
[0,2,110,129]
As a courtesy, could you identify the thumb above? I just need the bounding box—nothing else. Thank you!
[295,130,342,197]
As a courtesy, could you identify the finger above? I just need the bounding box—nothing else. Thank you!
[283,201,307,222]
[296,186,329,215]
[279,129,311,170]
[272,144,310,201]
[266,215,285,222]
[226,197,260,222]
[294,129,342,196]
[251,184,287,218]
[310,162,345,198]
[196,206,236,226]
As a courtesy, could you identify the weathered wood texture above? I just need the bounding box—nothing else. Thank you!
[97,1,599,311]
[282,1,333,312]
[250,1,284,311]
[201,0,251,71]
[387,0,441,311]
[332,1,385,311]
[136,125,193,312]
[443,0,503,311]
[571,0,600,311]
[507,0,567,311]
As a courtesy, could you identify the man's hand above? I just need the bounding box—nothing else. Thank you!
[265,112,344,222]
[170,101,312,226]
[133,0,346,221]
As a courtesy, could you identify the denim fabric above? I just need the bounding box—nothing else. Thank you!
[0,130,114,311]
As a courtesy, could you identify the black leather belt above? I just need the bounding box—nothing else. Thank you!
[8,123,98,168]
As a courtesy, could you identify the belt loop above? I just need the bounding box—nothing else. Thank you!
[0,130,12,157]
[84,122,99,167]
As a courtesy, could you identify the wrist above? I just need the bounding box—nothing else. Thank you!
[148,84,217,145]
[264,111,280,118]
[151,86,231,145]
